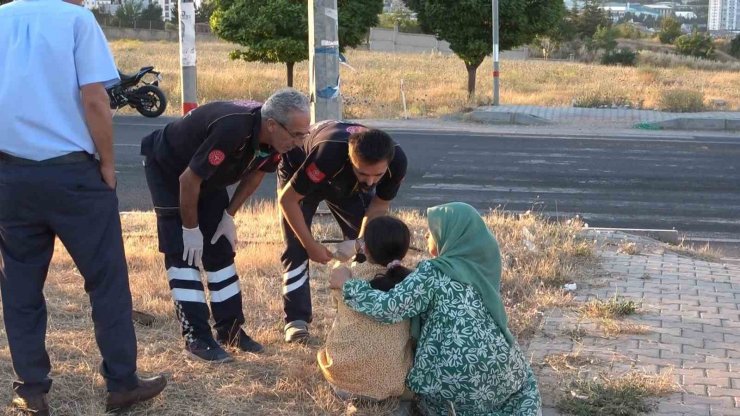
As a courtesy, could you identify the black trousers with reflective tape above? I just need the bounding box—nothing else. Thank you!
[277,162,370,324]
[144,156,244,343]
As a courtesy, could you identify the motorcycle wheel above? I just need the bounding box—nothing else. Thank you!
[134,85,167,118]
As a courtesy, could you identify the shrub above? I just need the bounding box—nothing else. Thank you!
[730,33,740,58]
[637,50,740,71]
[658,16,682,44]
[573,91,634,108]
[675,31,715,58]
[601,48,637,66]
[659,89,705,112]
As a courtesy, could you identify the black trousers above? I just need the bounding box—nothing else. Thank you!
[0,156,138,396]
[143,156,244,344]
[277,158,370,324]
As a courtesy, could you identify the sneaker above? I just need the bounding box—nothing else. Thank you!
[284,320,310,344]
[184,338,233,363]
[219,329,264,354]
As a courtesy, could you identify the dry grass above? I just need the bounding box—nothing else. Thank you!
[597,319,651,337]
[543,351,601,373]
[557,370,679,416]
[617,241,640,255]
[109,39,740,118]
[667,241,722,262]
[0,202,592,415]
[580,296,639,320]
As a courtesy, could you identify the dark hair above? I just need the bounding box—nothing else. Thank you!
[348,129,395,164]
[364,216,412,292]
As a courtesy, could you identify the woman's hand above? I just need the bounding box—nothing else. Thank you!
[329,265,352,289]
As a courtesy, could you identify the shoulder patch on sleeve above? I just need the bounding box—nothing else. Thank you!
[208,150,226,166]
[306,162,326,183]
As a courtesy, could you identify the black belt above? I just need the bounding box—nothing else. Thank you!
[0,151,93,165]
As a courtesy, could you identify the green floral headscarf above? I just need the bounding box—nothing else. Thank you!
[425,202,514,345]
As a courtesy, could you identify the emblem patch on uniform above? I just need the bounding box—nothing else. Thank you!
[208,150,226,166]
[306,162,326,183]
[346,126,367,134]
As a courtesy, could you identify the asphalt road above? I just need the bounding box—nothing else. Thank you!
[114,115,740,247]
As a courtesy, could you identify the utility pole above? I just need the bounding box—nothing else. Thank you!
[178,0,197,114]
[308,0,341,123]
[492,0,500,106]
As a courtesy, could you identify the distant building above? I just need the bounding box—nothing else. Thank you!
[84,0,174,21]
[600,2,663,20]
[708,0,740,31]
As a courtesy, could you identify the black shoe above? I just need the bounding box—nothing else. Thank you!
[220,329,264,354]
[11,393,49,416]
[184,338,233,363]
[105,375,167,413]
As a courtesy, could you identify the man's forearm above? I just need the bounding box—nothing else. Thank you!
[279,187,315,249]
[179,169,203,228]
[81,83,114,165]
[226,171,265,216]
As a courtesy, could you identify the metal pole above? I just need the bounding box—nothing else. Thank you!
[308,0,341,123]
[178,0,197,114]
[492,0,500,106]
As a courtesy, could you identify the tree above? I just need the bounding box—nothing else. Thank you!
[575,0,610,38]
[140,2,164,29]
[196,0,216,23]
[675,30,714,58]
[210,0,381,87]
[591,25,618,52]
[658,16,682,44]
[407,0,564,100]
[730,33,740,59]
[115,0,145,27]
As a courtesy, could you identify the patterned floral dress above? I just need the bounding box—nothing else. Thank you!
[343,260,541,416]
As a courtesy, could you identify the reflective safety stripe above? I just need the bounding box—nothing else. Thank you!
[167,267,201,282]
[283,260,308,281]
[209,281,240,303]
[282,272,308,295]
[171,288,206,303]
[206,264,237,283]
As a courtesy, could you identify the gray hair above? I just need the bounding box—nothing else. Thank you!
[261,88,310,125]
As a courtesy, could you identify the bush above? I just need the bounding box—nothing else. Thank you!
[601,48,637,66]
[730,33,740,58]
[659,89,705,112]
[637,50,740,71]
[573,91,635,108]
[675,31,714,58]
[658,16,682,44]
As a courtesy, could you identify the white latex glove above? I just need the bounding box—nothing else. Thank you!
[182,226,204,268]
[210,210,237,251]
[333,239,358,262]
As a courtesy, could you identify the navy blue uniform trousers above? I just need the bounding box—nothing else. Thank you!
[0,155,138,396]
[143,156,243,344]
[277,163,370,324]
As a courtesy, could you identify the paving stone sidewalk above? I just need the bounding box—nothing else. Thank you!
[528,230,740,416]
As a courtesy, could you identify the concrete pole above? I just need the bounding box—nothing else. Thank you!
[308,0,342,123]
[178,0,197,114]
[492,0,500,106]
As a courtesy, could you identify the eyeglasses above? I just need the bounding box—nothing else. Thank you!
[272,118,309,141]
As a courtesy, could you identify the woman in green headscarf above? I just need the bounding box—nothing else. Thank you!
[330,202,541,416]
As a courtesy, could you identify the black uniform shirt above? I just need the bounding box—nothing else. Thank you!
[289,121,407,200]
[143,100,280,190]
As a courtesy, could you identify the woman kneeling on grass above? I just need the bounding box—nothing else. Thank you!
[318,216,415,407]
[329,202,541,416]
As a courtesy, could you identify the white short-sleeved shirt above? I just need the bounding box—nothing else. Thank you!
[0,0,119,161]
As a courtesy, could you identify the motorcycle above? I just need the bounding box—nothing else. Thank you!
[107,66,167,118]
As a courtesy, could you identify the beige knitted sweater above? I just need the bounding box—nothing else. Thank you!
[317,262,413,400]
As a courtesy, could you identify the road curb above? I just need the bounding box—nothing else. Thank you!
[637,118,740,132]
[587,227,680,244]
